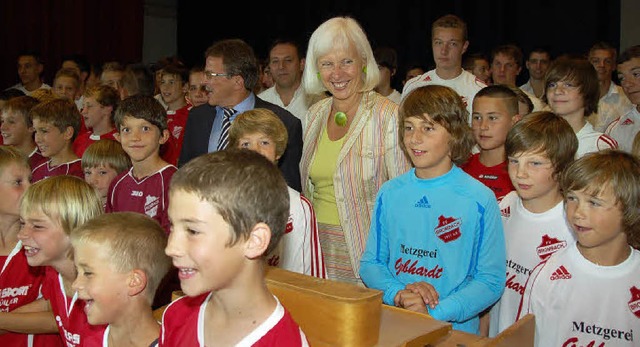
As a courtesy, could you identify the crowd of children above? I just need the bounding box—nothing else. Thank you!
[0,12,638,347]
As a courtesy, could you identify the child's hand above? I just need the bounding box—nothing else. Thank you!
[406,282,439,309]
[393,289,429,314]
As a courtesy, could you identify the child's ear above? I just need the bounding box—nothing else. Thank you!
[113,132,121,143]
[128,269,148,297]
[63,126,75,141]
[244,222,271,259]
[159,129,170,145]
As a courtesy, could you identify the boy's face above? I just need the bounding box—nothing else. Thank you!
[187,72,209,108]
[472,96,517,151]
[404,67,424,85]
[159,73,187,106]
[33,118,73,159]
[491,53,521,86]
[73,242,130,325]
[118,116,168,164]
[236,131,279,163]
[589,49,616,82]
[101,70,123,90]
[525,52,551,80]
[431,27,468,71]
[617,57,640,106]
[507,150,559,209]
[0,162,30,217]
[53,76,79,101]
[565,185,626,251]
[1,109,34,146]
[166,189,246,296]
[84,164,119,200]
[470,59,491,84]
[18,208,70,268]
[81,96,111,130]
[546,79,584,118]
[403,115,452,179]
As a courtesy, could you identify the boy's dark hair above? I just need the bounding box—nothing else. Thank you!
[560,149,640,249]
[618,45,640,65]
[114,95,167,132]
[170,148,290,256]
[121,63,155,97]
[0,88,26,101]
[506,111,578,181]
[399,85,474,166]
[463,52,489,71]
[205,39,258,91]
[161,63,189,85]
[81,139,131,174]
[374,46,398,70]
[432,14,467,41]
[474,85,519,116]
[491,44,524,68]
[71,212,171,304]
[527,47,552,60]
[543,56,600,117]
[17,50,44,65]
[30,98,81,141]
[3,96,39,127]
[62,53,91,74]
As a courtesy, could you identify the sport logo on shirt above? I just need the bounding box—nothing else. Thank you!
[500,206,510,218]
[435,215,461,243]
[628,286,640,318]
[145,195,159,218]
[550,265,572,280]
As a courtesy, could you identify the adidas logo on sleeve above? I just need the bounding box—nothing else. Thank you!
[550,265,572,280]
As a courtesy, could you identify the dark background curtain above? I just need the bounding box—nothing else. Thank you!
[0,0,144,89]
[1,0,620,91]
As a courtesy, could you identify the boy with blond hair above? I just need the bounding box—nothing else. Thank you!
[488,111,578,336]
[82,139,132,208]
[52,67,81,105]
[518,150,640,346]
[72,212,171,347]
[228,108,326,278]
[463,85,521,201]
[161,149,309,346]
[0,95,47,169]
[106,95,174,234]
[30,98,83,182]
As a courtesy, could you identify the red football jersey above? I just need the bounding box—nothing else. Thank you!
[160,293,308,347]
[28,148,47,172]
[72,129,118,158]
[31,159,83,183]
[461,153,514,201]
[41,267,106,347]
[105,165,177,234]
[161,105,190,166]
[0,243,64,346]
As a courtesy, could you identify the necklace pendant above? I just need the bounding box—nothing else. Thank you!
[334,111,348,127]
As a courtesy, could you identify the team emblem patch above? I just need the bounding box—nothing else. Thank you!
[435,215,461,243]
[628,286,640,318]
[537,235,567,260]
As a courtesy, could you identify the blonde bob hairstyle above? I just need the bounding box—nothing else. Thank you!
[20,175,103,237]
[302,16,380,95]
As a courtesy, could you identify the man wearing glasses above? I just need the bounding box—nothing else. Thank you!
[178,39,303,192]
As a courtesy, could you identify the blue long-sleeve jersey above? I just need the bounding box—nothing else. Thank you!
[360,166,506,334]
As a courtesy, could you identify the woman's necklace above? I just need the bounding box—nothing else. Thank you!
[332,97,360,127]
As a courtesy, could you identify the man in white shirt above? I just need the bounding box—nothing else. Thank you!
[588,42,633,132]
[402,14,486,119]
[258,39,324,132]
[8,51,51,96]
[520,48,551,99]
[605,45,640,153]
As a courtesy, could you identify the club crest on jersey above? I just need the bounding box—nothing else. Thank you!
[629,286,640,318]
[536,234,567,260]
[145,195,159,218]
[622,118,634,126]
[435,215,461,243]
[172,126,183,139]
[285,215,293,234]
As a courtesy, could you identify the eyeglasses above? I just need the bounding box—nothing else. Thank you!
[204,71,232,80]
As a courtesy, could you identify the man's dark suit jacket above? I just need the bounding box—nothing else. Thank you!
[178,97,303,192]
